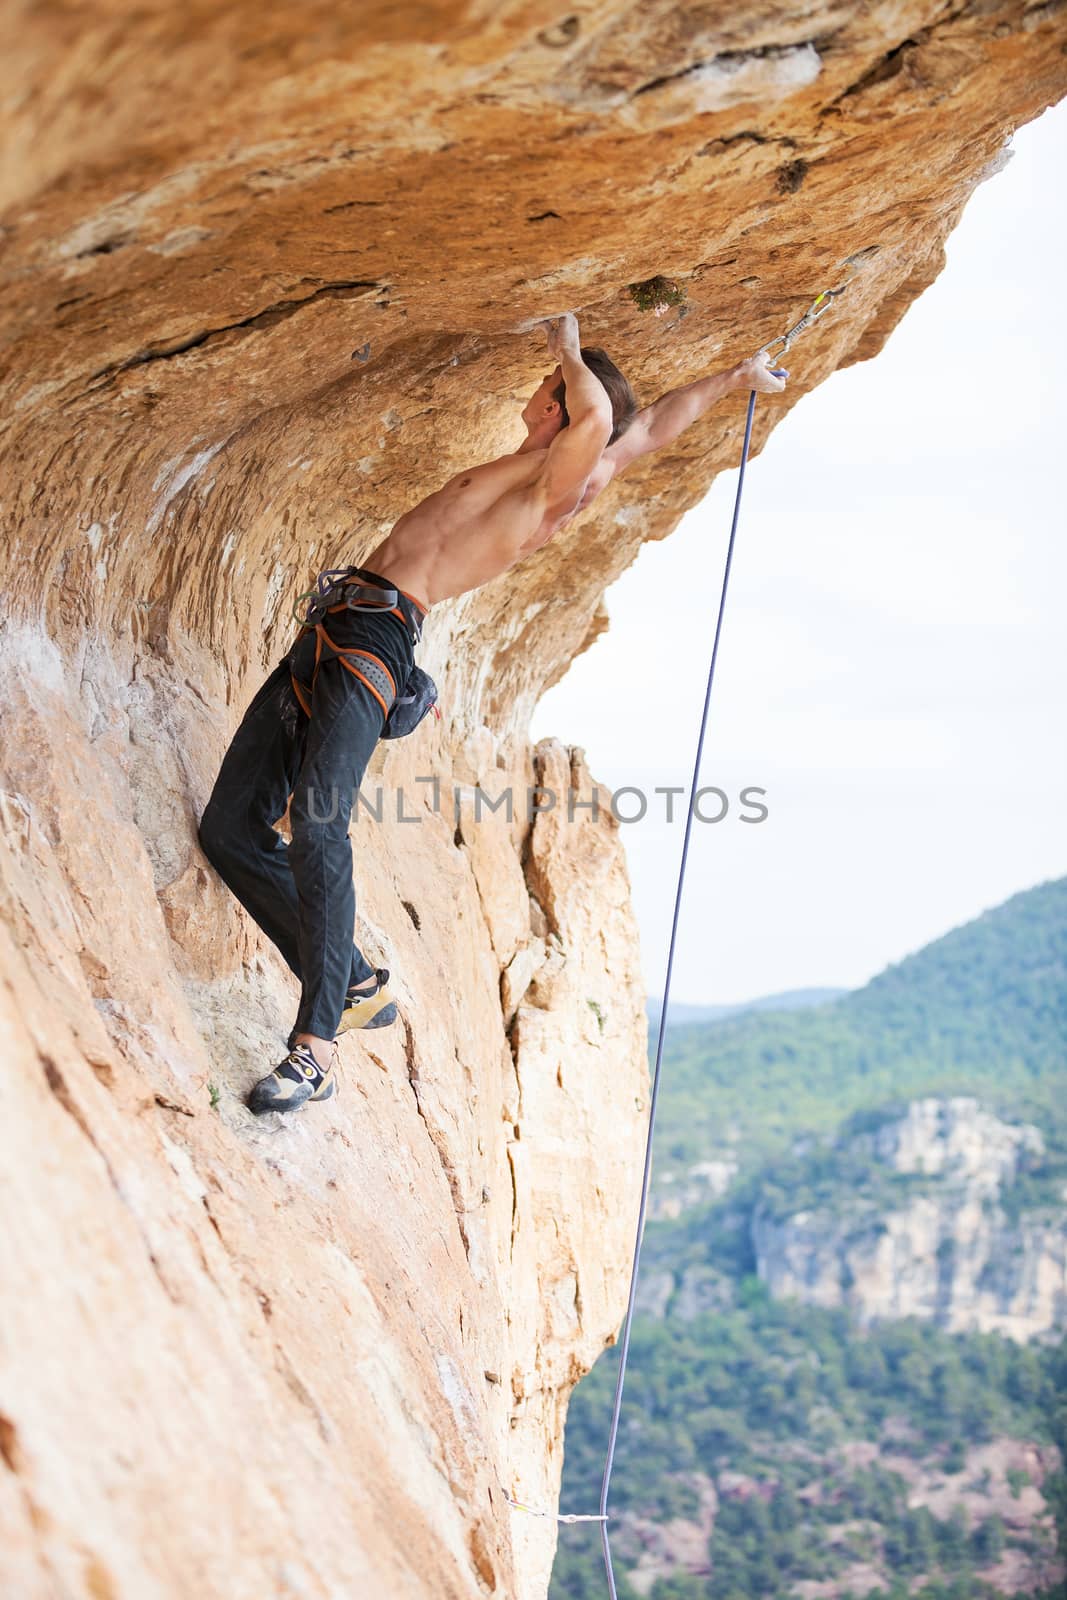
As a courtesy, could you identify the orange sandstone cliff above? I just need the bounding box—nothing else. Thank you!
[1,4,1064,1596]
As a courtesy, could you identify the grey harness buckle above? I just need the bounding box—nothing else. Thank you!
[340,571,399,612]
[293,567,399,627]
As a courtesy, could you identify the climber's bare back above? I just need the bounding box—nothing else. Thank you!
[365,444,613,609]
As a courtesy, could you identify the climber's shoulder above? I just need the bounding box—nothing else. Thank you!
[600,414,655,478]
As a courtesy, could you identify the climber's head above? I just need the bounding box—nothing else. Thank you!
[522,348,637,446]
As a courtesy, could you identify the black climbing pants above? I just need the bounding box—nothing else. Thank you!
[198,594,419,1041]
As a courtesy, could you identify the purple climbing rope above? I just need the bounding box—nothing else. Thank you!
[597,387,761,1598]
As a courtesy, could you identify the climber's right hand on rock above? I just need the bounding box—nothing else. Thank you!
[736,352,788,394]
[544,312,580,361]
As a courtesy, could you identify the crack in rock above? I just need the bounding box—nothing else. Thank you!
[87,280,384,391]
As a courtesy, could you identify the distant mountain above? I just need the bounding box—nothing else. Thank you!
[844,877,1067,1068]
[647,987,848,1031]
[550,879,1067,1600]
[646,877,1067,1177]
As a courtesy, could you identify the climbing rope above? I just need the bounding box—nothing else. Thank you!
[507,285,849,1587]
[593,378,760,1599]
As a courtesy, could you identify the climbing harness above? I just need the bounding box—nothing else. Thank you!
[291,566,415,631]
[506,284,849,1594]
[288,565,440,737]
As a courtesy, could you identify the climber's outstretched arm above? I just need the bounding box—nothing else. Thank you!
[607,352,786,476]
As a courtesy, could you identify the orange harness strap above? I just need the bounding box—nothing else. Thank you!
[289,621,397,722]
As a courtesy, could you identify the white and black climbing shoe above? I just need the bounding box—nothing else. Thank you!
[247,1042,337,1115]
[286,970,397,1051]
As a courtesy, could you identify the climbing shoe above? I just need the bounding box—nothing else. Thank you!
[338,968,397,1035]
[286,970,397,1051]
[247,1042,337,1115]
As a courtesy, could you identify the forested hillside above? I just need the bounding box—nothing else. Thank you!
[550,880,1067,1600]
[647,879,1067,1178]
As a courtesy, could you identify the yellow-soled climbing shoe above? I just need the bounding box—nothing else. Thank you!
[247,1042,337,1115]
[286,970,397,1052]
[338,968,397,1035]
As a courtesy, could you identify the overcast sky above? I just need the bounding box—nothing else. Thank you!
[531,98,1066,1007]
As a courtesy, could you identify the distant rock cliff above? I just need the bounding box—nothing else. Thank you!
[754,1099,1067,1343]
[2,3,1065,1598]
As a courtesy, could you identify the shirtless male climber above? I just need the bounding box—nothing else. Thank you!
[198,312,786,1114]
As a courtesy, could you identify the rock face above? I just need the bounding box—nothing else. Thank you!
[754,1099,1067,1342]
[1,5,1064,1598]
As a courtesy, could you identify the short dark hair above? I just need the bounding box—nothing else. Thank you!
[552,347,638,445]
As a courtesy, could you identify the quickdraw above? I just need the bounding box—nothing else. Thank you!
[503,1490,608,1525]
[760,283,849,363]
